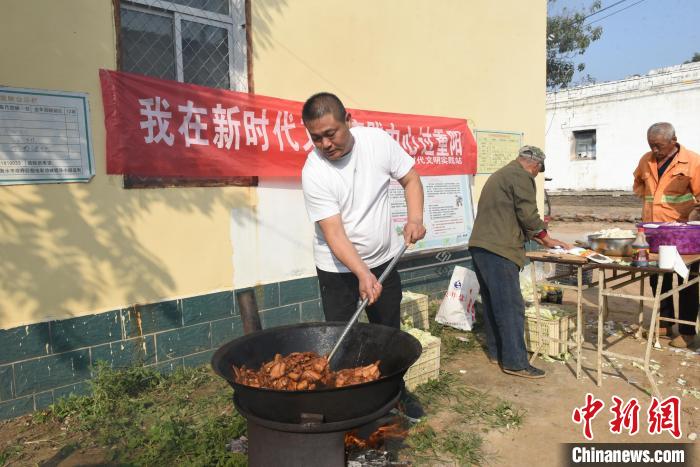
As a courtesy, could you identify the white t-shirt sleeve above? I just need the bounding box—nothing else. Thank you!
[382,130,415,179]
[302,164,340,222]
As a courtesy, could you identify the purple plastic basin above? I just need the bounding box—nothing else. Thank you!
[639,223,700,254]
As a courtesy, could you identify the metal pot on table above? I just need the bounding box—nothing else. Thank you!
[587,234,635,256]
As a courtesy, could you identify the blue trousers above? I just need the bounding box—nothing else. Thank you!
[470,247,529,370]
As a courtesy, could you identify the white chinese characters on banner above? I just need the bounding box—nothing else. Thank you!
[136,96,464,163]
[272,111,299,151]
[243,109,269,150]
[139,96,174,145]
[211,104,241,150]
[177,100,208,147]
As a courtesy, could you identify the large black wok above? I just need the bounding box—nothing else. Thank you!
[211,322,422,424]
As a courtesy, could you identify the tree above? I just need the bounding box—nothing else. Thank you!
[684,52,700,64]
[547,0,603,90]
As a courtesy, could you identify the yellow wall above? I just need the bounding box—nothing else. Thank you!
[252,0,547,206]
[0,0,545,329]
[0,0,253,329]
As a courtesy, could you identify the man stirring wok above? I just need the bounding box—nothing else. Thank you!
[301,92,426,419]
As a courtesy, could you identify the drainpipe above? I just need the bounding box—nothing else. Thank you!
[236,289,262,334]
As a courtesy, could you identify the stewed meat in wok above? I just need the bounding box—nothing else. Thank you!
[233,352,381,390]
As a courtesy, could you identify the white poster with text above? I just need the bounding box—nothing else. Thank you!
[390,175,474,254]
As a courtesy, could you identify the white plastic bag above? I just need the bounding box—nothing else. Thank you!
[436,266,479,331]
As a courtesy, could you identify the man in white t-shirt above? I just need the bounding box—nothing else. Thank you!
[301,92,426,329]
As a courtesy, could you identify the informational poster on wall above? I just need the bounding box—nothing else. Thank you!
[0,85,94,185]
[389,175,474,255]
[475,130,522,174]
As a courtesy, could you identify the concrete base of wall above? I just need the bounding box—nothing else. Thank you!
[549,190,638,206]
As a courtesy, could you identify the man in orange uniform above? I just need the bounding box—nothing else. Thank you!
[633,122,700,348]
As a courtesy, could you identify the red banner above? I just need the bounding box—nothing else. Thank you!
[100,70,477,177]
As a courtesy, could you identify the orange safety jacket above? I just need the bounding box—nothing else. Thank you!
[633,144,700,222]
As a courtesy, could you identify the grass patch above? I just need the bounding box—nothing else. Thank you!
[454,397,526,430]
[413,371,470,409]
[405,420,438,454]
[490,401,525,430]
[404,422,485,466]
[0,445,22,466]
[415,372,525,430]
[440,430,485,465]
[427,300,482,358]
[33,362,246,466]
[402,372,522,465]
[402,421,441,465]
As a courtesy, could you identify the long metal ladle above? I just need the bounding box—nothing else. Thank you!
[327,243,409,366]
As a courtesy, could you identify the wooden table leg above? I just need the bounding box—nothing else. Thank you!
[671,273,679,345]
[597,268,605,386]
[635,272,644,340]
[529,261,544,364]
[644,274,664,398]
[576,265,583,379]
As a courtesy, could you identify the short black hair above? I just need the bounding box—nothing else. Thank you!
[302,92,347,123]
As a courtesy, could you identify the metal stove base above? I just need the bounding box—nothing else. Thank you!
[238,391,401,467]
[248,422,345,467]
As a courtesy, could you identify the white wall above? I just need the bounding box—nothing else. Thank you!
[230,178,317,288]
[545,63,700,191]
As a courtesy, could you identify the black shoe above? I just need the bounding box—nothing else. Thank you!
[397,390,425,423]
[502,365,545,379]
